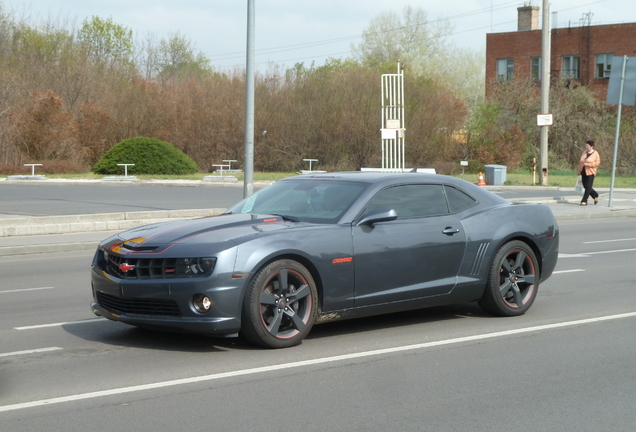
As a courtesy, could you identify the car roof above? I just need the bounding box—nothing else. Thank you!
[286,171,441,184]
[282,171,508,206]
[285,171,476,188]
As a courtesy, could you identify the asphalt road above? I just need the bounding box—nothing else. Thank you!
[0,182,251,217]
[1,218,635,431]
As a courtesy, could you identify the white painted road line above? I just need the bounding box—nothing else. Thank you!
[0,347,62,358]
[0,287,54,294]
[553,269,585,274]
[559,247,636,258]
[584,248,636,255]
[584,237,636,244]
[15,318,107,330]
[2,311,635,414]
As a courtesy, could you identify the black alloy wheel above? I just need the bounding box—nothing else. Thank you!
[241,259,318,348]
[479,240,540,317]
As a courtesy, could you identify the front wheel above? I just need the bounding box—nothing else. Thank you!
[479,241,539,317]
[241,259,318,348]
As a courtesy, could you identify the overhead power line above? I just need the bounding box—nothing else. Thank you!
[213,0,608,69]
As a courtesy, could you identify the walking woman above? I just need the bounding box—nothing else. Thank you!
[578,139,601,205]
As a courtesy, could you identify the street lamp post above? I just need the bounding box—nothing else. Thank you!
[539,0,551,186]
[243,0,255,198]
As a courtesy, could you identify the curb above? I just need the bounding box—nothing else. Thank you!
[553,208,636,220]
[0,208,226,237]
[0,242,98,257]
[0,178,274,187]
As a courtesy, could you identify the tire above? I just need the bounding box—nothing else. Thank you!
[478,240,540,317]
[241,259,318,348]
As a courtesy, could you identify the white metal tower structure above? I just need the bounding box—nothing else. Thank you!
[381,63,405,170]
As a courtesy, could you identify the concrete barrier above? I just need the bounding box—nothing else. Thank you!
[0,208,227,237]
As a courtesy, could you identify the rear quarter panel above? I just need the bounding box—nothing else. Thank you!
[457,202,559,291]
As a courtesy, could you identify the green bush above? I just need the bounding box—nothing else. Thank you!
[93,137,198,175]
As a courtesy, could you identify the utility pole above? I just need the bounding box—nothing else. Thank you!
[243,0,255,198]
[539,0,551,186]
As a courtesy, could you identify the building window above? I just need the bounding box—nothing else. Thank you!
[497,58,514,81]
[596,53,614,78]
[531,57,541,81]
[562,56,580,79]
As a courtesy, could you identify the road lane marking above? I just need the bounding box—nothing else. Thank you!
[559,247,636,258]
[584,238,636,244]
[583,248,636,255]
[2,311,636,413]
[0,347,62,358]
[15,318,107,330]
[553,269,585,274]
[0,287,54,294]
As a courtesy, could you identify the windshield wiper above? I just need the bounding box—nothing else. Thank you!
[270,214,300,222]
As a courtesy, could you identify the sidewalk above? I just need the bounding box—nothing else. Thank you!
[487,187,636,221]
[1,187,635,257]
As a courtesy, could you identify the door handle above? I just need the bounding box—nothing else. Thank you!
[442,227,460,235]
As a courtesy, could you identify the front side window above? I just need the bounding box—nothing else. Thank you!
[562,55,580,79]
[497,58,514,82]
[531,57,541,81]
[596,53,614,78]
[363,184,449,219]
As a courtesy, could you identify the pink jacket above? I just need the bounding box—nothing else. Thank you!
[578,150,600,176]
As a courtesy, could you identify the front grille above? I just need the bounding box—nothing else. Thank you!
[103,252,215,280]
[97,291,181,317]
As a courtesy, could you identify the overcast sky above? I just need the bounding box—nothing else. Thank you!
[8,0,634,71]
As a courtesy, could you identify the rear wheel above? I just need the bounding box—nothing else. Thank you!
[241,259,318,348]
[479,241,539,316]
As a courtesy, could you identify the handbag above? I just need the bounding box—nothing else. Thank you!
[574,175,584,195]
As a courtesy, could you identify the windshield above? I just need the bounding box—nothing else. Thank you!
[227,179,368,223]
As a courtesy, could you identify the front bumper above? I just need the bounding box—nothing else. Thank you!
[90,302,242,336]
[90,247,248,337]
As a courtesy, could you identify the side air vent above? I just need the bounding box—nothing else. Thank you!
[470,242,490,276]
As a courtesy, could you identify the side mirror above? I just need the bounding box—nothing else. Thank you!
[356,208,398,226]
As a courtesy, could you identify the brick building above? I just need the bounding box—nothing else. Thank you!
[486,5,636,98]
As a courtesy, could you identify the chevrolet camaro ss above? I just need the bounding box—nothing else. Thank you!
[91,172,559,348]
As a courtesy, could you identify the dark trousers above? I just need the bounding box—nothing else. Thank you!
[581,171,598,203]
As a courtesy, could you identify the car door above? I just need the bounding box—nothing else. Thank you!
[352,184,466,307]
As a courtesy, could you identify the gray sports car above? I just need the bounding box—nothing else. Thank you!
[90,172,559,348]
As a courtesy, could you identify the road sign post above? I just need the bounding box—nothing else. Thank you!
[606,56,636,206]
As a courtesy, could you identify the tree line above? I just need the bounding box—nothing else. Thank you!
[0,4,634,175]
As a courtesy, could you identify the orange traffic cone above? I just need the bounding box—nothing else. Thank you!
[477,172,486,186]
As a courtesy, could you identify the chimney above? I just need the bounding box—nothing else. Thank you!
[518,5,540,31]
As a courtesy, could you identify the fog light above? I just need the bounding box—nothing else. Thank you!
[193,294,212,313]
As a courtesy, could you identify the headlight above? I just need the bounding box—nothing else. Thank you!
[177,257,217,276]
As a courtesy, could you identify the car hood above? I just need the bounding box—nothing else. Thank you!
[100,214,305,255]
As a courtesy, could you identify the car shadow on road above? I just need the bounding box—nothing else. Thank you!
[62,302,491,352]
[307,302,489,342]
[62,319,254,352]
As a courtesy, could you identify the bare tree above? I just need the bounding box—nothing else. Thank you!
[351,6,453,75]
[76,16,133,70]
[156,32,211,80]
[351,7,485,109]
